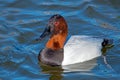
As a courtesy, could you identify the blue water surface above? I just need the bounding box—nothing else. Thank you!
[0,0,120,80]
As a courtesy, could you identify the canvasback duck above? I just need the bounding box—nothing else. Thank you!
[37,14,113,66]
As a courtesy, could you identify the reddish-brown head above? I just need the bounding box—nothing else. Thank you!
[38,14,68,50]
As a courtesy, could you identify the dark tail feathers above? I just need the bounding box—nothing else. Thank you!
[102,39,113,47]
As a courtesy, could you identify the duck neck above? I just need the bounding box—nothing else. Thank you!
[46,34,67,50]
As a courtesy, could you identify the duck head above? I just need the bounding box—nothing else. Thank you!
[37,14,68,50]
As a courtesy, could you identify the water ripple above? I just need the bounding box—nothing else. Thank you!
[0,0,120,80]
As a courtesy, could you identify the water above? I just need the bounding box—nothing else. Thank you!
[0,0,120,80]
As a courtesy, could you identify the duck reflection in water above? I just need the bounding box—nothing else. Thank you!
[39,62,63,80]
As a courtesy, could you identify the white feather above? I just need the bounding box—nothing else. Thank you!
[62,35,103,65]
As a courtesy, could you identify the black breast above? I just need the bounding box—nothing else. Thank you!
[38,48,63,66]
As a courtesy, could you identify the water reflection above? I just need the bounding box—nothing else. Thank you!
[39,62,63,80]
[39,58,97,80]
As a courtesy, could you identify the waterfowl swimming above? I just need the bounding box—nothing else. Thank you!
[37,14,113,66]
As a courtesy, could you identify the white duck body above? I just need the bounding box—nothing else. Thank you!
[62,35,103,65]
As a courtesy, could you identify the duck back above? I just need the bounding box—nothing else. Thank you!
[62,35,103,65]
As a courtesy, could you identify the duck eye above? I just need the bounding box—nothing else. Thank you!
[54,21,59,26]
